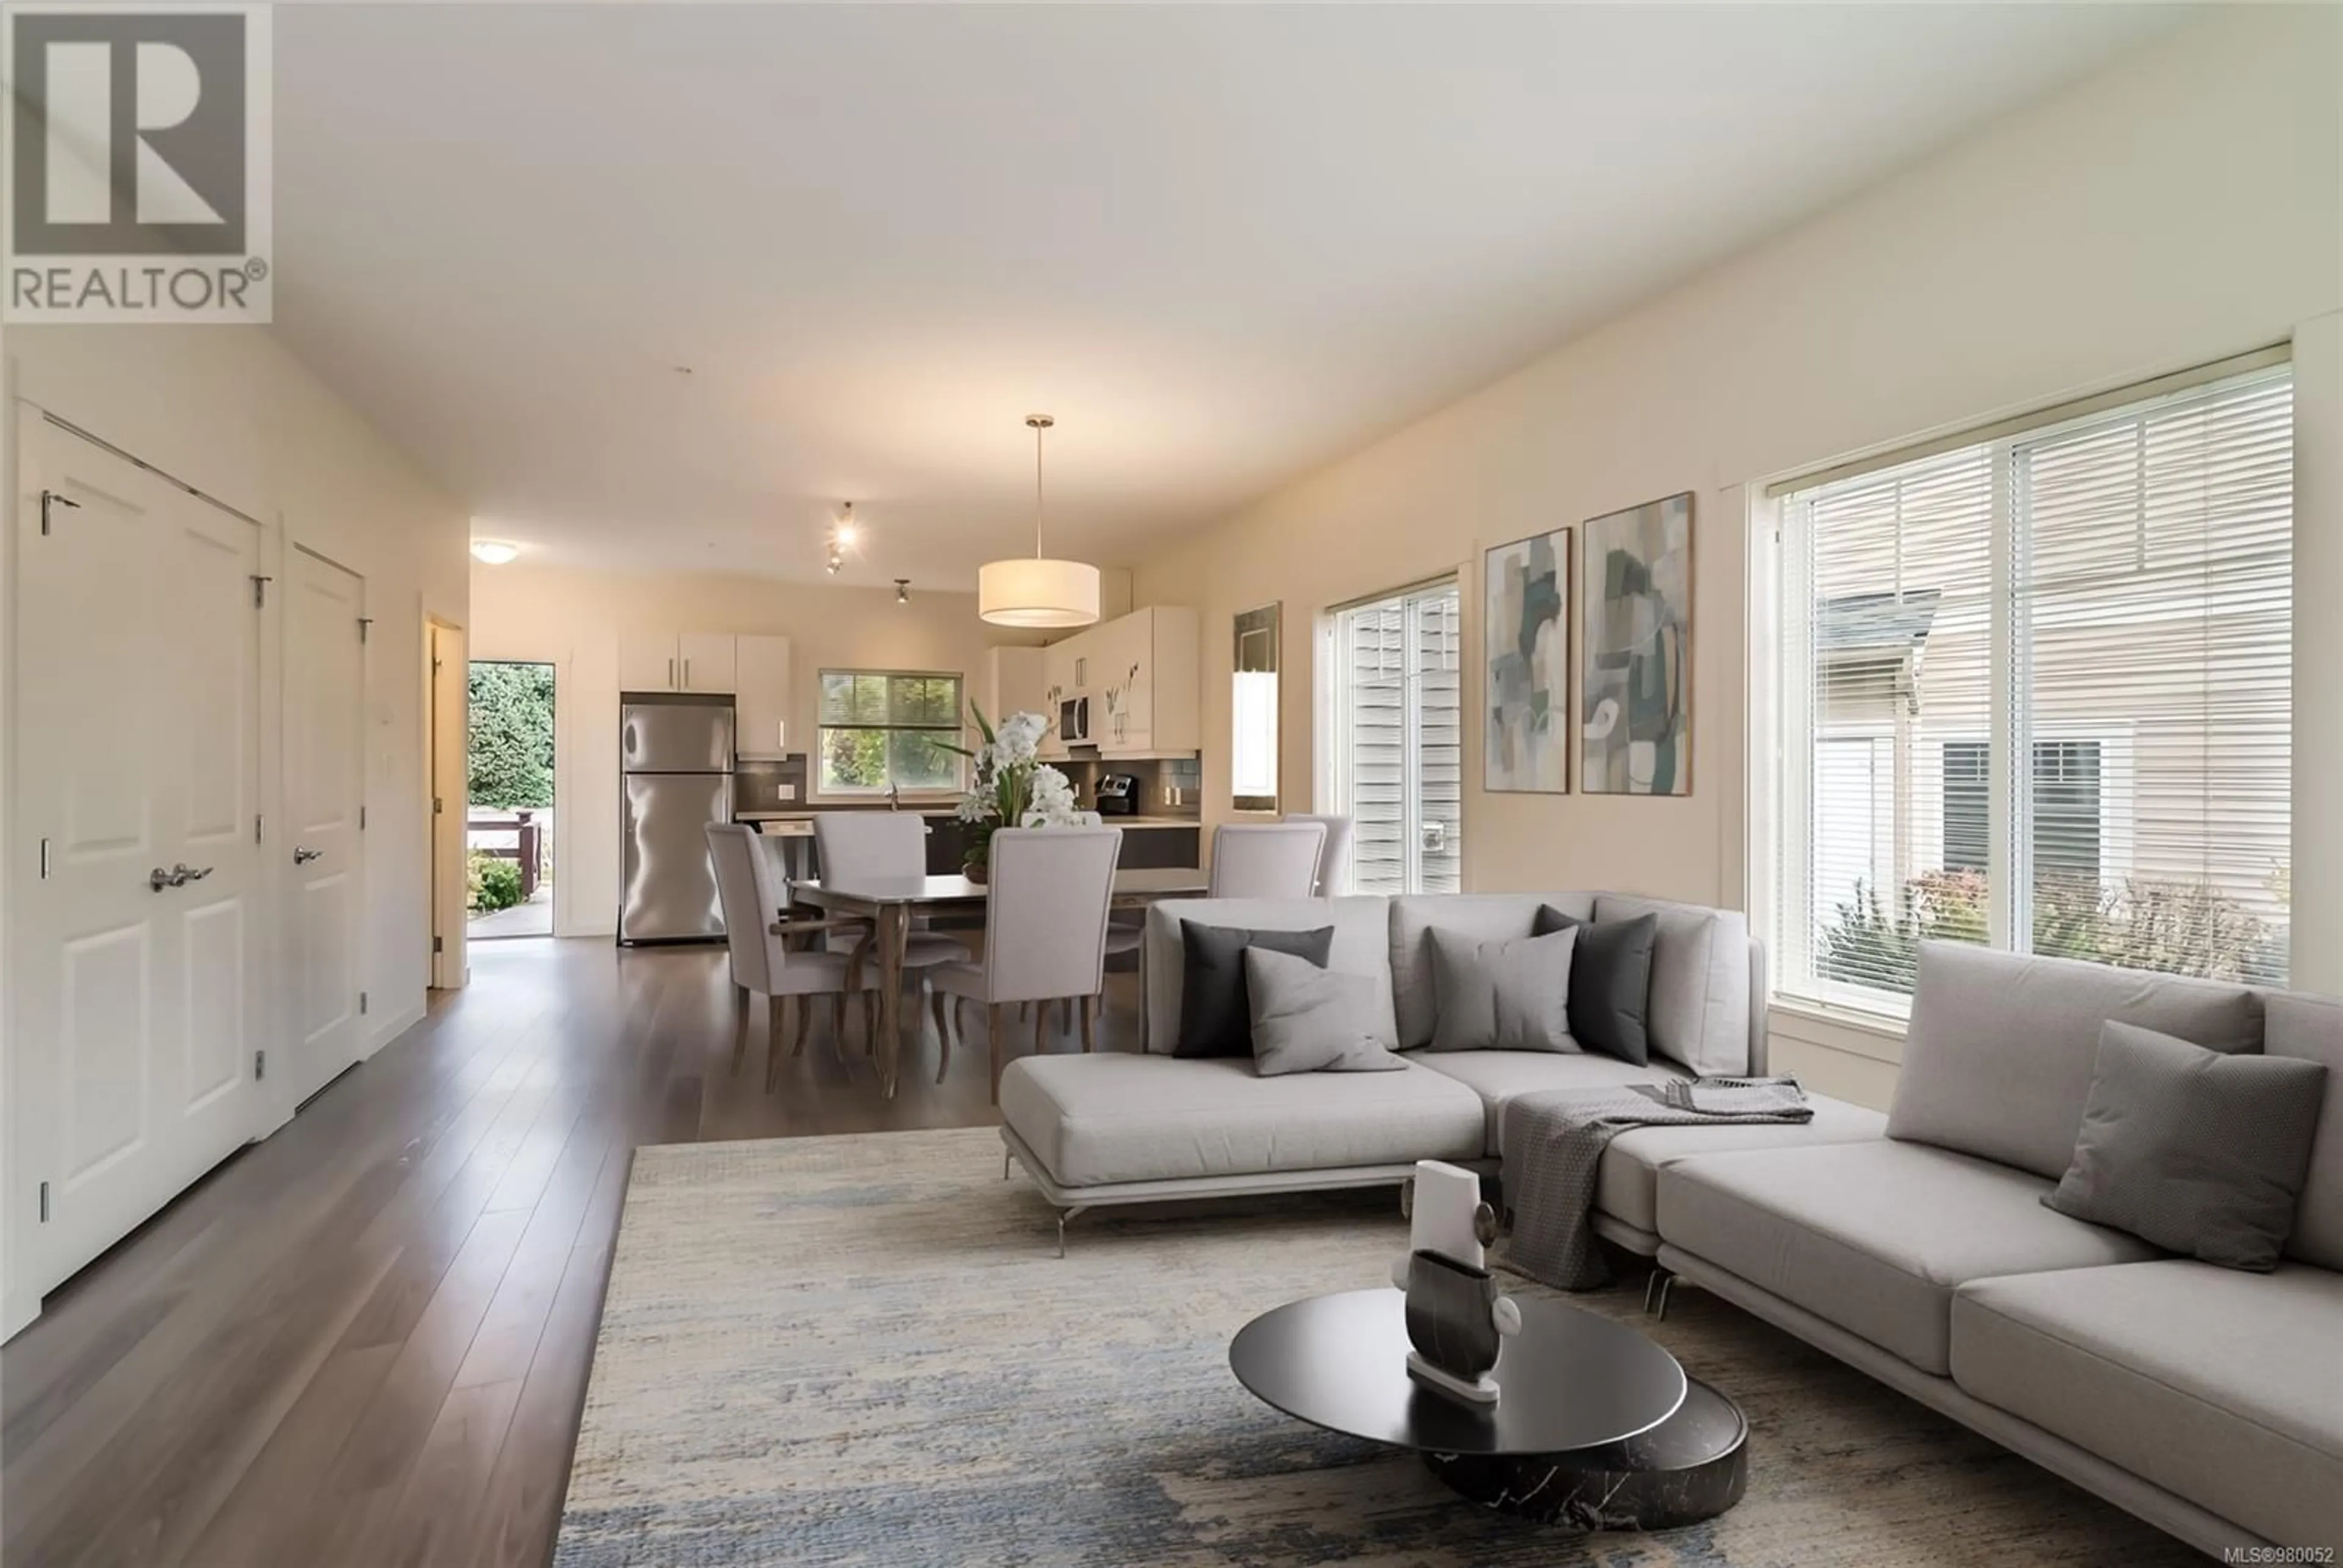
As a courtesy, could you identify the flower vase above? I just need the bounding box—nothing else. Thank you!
[965,860,988,886]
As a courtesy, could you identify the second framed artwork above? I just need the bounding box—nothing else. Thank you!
[1483,527,1572,793]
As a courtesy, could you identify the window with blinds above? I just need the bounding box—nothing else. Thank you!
[817,669,964,795]
[1324,580,1462,896]
[1771,359,2292,1014]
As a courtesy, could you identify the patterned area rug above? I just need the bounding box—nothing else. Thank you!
[555,1128,2197,1567]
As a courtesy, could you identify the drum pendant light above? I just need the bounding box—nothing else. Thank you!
[979,414,1101,628]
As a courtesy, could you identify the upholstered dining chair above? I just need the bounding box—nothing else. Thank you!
[1281,812,1356,896]
[810,812,975,971]
[1207,821,1328,900]
[705,824,879,1090]
[928,826,1123,1100]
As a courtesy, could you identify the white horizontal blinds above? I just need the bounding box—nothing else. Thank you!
[1338,600,1411,896]
[2012,367,2291,984]
[1333,579,1462,896]
[1413,587,1464,894]
[1779,447,1996,1006]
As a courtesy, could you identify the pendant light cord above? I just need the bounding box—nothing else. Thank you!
[1032,422,1046,559]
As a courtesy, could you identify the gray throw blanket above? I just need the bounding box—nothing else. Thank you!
[1499,1075,1812,1290]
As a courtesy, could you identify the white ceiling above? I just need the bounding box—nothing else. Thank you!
[271,3,2183,588]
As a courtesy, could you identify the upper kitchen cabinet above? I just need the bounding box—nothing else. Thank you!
[618,631,742,694]
[678,633,736,693]
[734,634,794,758]
[1098,605,1198,756]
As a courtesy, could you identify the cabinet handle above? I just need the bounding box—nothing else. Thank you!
[668,656,677,689]
[684,657,692,688]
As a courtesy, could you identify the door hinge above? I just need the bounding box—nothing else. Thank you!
[433,796,443,816]
[38,490,82,536]
[38,1181,49,1223]
[358,616,372,644]
[254,1049,265,1082]
[433,935,444,954]
[359,990,369,1015]
[359,805,367,830]
[39,837,51,880]
[251,574,272,609]
[431,656,442,674]
[254,814,263,844]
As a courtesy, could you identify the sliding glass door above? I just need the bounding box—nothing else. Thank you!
[1323,578,1463,895]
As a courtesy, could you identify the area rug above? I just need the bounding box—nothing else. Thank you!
[554,1128,2198,1567]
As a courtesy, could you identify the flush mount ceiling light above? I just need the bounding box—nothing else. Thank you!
[470,539,520,565]
[979,414,1101,629]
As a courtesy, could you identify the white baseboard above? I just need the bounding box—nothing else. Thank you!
[364,1001,428,1059]
[3,1286,41,1343]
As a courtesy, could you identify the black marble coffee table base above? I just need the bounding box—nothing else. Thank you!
[1423,1378,1747,1529]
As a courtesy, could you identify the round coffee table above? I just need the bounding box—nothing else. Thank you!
[1229,1288,1747,1530]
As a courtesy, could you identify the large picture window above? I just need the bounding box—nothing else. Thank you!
[1768,356,2292,1015]
[817,670,964,796]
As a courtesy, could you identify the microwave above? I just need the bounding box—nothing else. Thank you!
[1058,696,1090,744]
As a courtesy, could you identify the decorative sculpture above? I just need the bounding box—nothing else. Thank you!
[1390,1160,1522,1404]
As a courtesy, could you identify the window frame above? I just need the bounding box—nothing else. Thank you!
[813,667,966,799]
[1760,352,2292,1024]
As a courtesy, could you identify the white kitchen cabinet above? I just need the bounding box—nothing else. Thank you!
[619,631,683,692]
[1097,606,1200,757]
[735,634,793,757]
[678,632,736,693]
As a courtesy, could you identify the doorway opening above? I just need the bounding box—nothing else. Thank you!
[466,660,556,939]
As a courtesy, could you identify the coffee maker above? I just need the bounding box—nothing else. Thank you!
[1094,772,1140,816]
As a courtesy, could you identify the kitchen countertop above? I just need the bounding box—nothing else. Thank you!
[736,810,1201,829]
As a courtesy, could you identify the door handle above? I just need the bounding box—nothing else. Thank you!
[178,863,214,882]
[151,866,184,891]
[293,846,324,864]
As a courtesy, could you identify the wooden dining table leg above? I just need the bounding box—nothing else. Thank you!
[878,904,910,1096]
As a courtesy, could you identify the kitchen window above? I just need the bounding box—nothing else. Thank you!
[1764,352,2292,1017]
[817,670,965,796]
[1320,578,1463,896]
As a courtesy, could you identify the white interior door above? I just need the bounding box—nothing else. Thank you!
[286,547,366,1104]
[429,622,469,988]
[13,414,265,1298]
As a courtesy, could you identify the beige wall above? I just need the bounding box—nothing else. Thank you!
[1130,7,2343,1099]
[467,562,1047,937]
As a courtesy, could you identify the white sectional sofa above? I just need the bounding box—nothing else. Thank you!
[997,897,2342,1559]
[998,890,1887,1252]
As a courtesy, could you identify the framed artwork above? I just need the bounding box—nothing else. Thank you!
[1483,529,1571,793]
[1580,492,1693,796]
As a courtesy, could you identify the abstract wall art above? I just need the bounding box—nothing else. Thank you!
[1483,528,1570,793]
[1581,492,1693,796]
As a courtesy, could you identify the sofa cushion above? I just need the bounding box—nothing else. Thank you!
[1887,941,2263,1181]
[1427,926,1579,1054]
[1532,907,1658,1065]
[2265,991,2343,1270]
[2045,1020,2328,1271]
[1656,1140,2161,1375]
[1243,947,1403,1076]
[1145,896,1394,1054]
[1596,1096,1888,1238]
[1390,894,1588,1048]
[1592,894,1750,1077]
[997,1053,1483,1188]
[1952,1261,2343,1550]
[1175,921,1334,1058]
[1407,1048,1684,1155]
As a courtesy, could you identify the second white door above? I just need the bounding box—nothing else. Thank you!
[286,547,368,1104]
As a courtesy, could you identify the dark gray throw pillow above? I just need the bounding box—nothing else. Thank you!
[1425,926,1578,1052]
[1532,907,1658,1065]
[1176,921,1336,1058]
[1243,947,1406,1076]
[2043,1020,2329,1272]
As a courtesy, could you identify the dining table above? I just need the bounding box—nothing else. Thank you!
[778,867,1210,1096]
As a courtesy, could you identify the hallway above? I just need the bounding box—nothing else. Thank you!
[1,938,1135,1568]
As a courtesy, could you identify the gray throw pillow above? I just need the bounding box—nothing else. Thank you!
[1425,926,1579,1054]
[1243,947,1406,1076]
[2044,1020,2329,1272]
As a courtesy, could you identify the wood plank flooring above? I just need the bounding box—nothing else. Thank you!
[2,936,1134,1568]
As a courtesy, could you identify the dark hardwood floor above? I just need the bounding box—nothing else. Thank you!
[2,935,1134,1568]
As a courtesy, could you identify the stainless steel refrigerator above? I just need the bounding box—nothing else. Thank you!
[619,697,735,944]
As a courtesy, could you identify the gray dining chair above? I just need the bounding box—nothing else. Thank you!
[928,826,1123,1100]
[1281,812,1356,896]
[705,824,879,1089]
[810,812,975,972]
[1207,821,1327,899]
